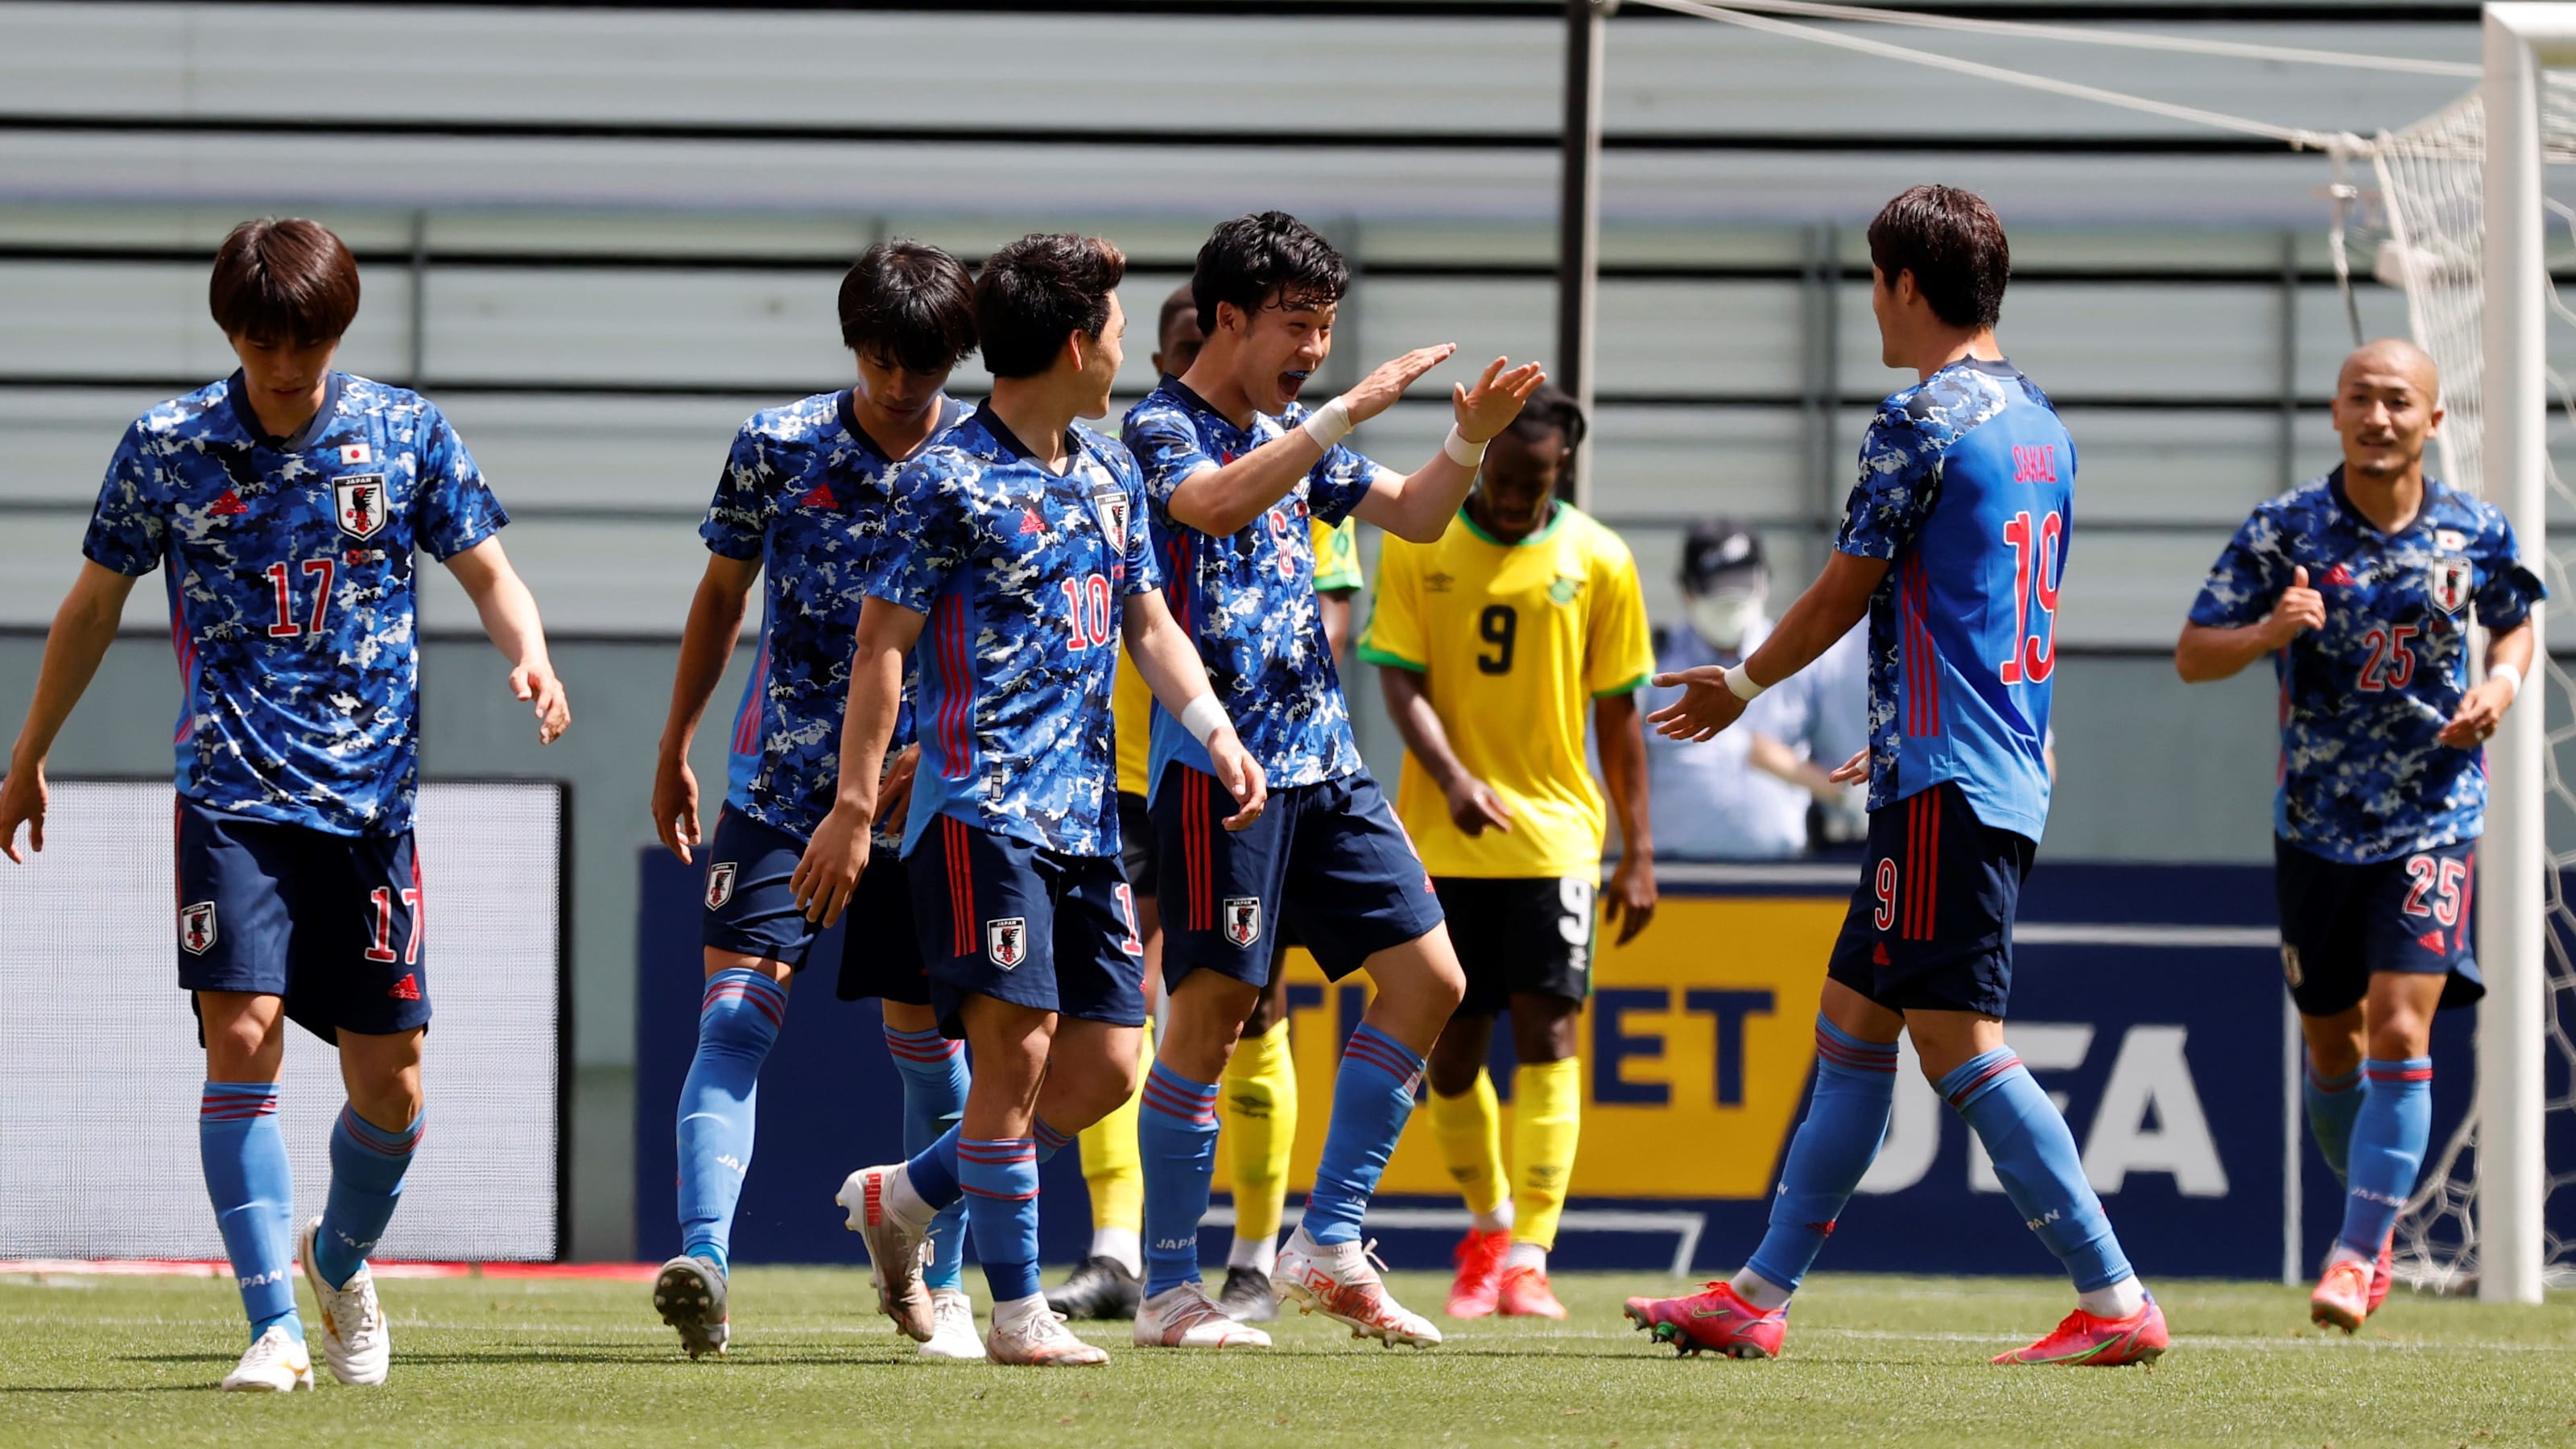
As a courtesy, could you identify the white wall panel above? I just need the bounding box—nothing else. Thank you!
[0,262,413,381]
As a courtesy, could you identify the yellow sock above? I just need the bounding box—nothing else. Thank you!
[1511,1057,1583,1252]
[1078,1017,1152,1236]
[1222,1018,1298,1244]
[1428,1067,1509,1221]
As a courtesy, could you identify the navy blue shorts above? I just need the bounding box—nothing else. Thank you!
[1825,782,2035,1019]
[2275,836,2483,1017]
[700,807,832,969]
[907,813,1147,1037]
[1154,764,1445,989]
[175,796,430,1043]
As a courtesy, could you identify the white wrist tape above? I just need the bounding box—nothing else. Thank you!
[1300,396,1354,451]
[1179,694,1232,746]
[2491,661,2524,700]
[1725,666,1768,702]
[1443,426,1487,468]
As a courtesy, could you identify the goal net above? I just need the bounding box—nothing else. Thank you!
[2346,68,2576,1291]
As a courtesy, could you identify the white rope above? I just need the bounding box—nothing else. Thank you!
[1630,0,2344,150]
[1638,0,2479,79]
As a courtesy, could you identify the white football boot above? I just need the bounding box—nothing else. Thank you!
[1271,1229,1442,1348]
[651,1253,730,1359]
[299,1216,390,1385]
[984,1305,1110,1367]
[1133,1283,1273,1348]
[219,1324,314,1392]
[837,1163,935,1341]
[917,1288,986,1360]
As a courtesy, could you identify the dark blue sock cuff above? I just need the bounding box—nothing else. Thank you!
[1935,1047,2024,1110]
[1813,1016,1899,1079]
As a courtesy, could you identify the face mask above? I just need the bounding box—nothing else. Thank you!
[1688,590,1765,654]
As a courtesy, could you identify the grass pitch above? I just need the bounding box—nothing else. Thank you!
[2,1268,2573,1447]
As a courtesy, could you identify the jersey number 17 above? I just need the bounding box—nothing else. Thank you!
[1998,510,2062,686]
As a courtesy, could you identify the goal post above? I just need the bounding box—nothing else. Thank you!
[2477,1,2567,1308]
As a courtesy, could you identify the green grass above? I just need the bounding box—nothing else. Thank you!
[3,1269,2574,1447]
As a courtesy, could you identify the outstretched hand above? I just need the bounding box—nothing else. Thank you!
[1645,664,1748,742]
[1453,357,1547,443]
[1341,345,1459,427]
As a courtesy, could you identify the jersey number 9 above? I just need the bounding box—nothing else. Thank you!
[1477,605,1517,675]
[1998,510,2062,686]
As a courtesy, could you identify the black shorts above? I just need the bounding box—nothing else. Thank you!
[1825,782,2035,1019]
[2274,835,2483,1018]
[1117,791,1158,899]
[836,853,931,1006]
[1435,876,1594,1017]
[175,796,429,1044]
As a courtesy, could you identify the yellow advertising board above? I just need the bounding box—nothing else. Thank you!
[1247,893,1843,1202]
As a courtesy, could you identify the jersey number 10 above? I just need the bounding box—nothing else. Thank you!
[1998,510,2063,686]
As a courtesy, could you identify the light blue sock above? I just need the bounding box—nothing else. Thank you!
[315,1104,423,1289]
[1938,1046,2133,1293]
[675,969,787,1274]
[200,1081,301,1345]
[1138,1062,1220,1297]
[2304,1061,2364,1183]
[2342,1058,2434,1257]
[1032,1115,1072,1164]
[908,1123,963,1210]
[1302,1023,1424,1246]
[958,1137,1042,1303]
[1744,1018,1898,1294]
[884,1024,970,1292]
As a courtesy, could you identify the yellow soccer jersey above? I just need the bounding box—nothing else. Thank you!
[1358,502,1653,878]
[1116,516,1364,796]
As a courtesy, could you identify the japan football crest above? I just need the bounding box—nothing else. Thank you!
[705,862,736,910]
[1223,895,1262,949]
[2429,556,2473,614]
[334,474,389,540]
[987,917,1029,971]
[1088,487,1130,555]
[180,901,217,956]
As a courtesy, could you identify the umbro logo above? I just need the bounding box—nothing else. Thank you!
[209,489,250,517]
[1425,572,1455,593]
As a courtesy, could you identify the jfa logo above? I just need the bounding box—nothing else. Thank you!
[1088,487,1130,553]
[333,474,388,539]
[1223,896,1262,949]
[2429,557,2473,614]
[2012,445,2058,484]
[180,902,217,956]
[987,917,1029,970]
[704,862,736,910]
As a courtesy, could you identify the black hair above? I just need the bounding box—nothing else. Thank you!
[1190,211,1350,336]
[1866,184,2010,331]
[1157,283,1198,350]
[1502,384,1587,451]
[837,240,977,373]
[973,233,1128,379]
[209,217,360,343]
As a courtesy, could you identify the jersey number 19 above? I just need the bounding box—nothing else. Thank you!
[1997,510,2062,686]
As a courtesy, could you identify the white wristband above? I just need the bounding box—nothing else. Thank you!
[1300,396,1354,451]
[1725,666,1767,702]
[2491,661,2524,700]
[1179,694,1232,746]
[1443,426,1487,468]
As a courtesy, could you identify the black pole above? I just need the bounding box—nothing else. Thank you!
[1557,0,1605,503]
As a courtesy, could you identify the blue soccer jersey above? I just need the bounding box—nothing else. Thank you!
[2188,469,2544,863]
[869,403,1159,859]
[1835,357,2070,844]
[704,391,965,843]
[82,371,507,836]
[1123,379,1388,796]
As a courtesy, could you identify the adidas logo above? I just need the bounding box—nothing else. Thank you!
[2325,563,2356,586]
[2418,929,2447,953]
[210,489,250,516]
[386,972,421,1001]
[800,482,838,509]
[1019,508,1045,535]
[1872,941,1892,966]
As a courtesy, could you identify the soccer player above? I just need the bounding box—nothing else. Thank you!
[2176,337,2542,1333]
[1056,283,1356,1324]
[645,241,981,1360]
[0,218,570,1391]
[1623,186,2167,1367]
[1123,210,1542,1348]
[797,233,1266,1366]
[1360,384,1657,1319]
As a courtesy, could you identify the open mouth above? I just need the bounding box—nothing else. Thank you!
[1279,369,1312,402]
